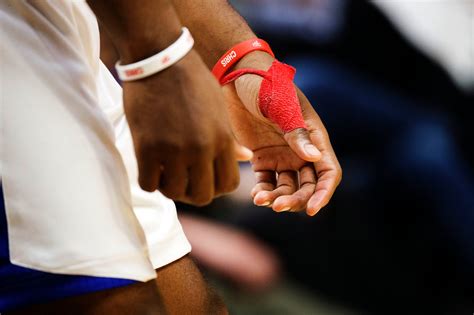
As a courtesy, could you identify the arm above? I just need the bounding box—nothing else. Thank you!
[168,1,254,68]
[171,0,342,215]
[88,0,252,205]
[88,1,183,63]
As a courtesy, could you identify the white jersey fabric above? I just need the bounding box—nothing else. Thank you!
[0,0,190,281]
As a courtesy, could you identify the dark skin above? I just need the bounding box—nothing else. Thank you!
[11,1,341,314]
[171,0,342,215]
[8,256,227,315]
[226,71,342,215]
[9,2,238,314]
[89,0,252,206]
[121,51,246,204]
[95,0,341,214]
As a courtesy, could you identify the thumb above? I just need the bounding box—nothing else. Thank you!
[233,140,253,161]
[234,74,264,118]
[284,128,322,162]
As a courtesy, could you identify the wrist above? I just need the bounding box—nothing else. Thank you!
[89,0,184,65]
[116,27,194,81]
[117,25,182,64]
[211,39,274,82]
[122,49,200,84]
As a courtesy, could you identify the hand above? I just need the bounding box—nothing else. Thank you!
[222,52,342,216]
[123,50,252,205]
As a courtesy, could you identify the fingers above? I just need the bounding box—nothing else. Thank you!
[284,128,322,163]
[179,144,243,205]
[306,131,342,216]
[306,168,342,216]
[251,171,276,206]
[253,171,298,209]
[214,148,240,196]
[186,159,214,206]
[136,140,242,206]
[272,165,316,212]
[136,148,161,192]
[233,141,253,161]
[252,163,339,216]
[159,158,188,201]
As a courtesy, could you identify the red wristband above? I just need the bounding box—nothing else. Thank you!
[212,38,274,82]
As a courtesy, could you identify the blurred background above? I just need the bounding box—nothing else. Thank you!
[176,1,474,314]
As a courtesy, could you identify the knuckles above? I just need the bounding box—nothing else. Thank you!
[218,174,240,194]
[228,176,241,192]
[159,187,187,205]
[139,182,156,193]
[136,134,239,206]
[189,194,214,207]
[139,137,217,159]
[187,140,212,157]
[136,127,235,160]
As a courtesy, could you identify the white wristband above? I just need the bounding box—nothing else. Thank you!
[115,27,194,81]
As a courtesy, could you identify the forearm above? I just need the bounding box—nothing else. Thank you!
[170,0,261,69]
[88,0,182,64]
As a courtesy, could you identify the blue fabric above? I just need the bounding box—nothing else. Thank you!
[0,186,136,312]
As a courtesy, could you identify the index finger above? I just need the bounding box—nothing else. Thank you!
[296,87,342,215]
[306,153,342,216]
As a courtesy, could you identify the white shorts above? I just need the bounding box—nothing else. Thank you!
[0,0,191,282]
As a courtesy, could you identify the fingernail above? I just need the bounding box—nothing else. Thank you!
[278,207,291,212]
[260,201,271,206]
[304,144,320,157]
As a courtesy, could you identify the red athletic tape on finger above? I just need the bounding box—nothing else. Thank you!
[220,60,307,133]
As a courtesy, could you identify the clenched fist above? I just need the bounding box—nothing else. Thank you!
[124,50,252,205]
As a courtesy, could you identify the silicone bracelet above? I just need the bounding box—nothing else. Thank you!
[212,38,274,82]
[115,27,194,81]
